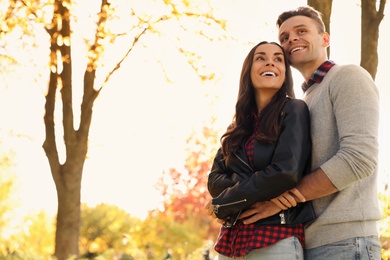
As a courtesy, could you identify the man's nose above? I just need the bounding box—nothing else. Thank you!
[289,33,299,43]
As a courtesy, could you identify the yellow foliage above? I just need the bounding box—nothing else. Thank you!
[379,191,390,259]
[1,210,55,256]
[0,148,18,254]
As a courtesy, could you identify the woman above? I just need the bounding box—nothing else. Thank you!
[207,41,315,259]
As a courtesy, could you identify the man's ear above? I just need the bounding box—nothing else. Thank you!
[322,32,330,47]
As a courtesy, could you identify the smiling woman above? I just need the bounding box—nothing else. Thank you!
[207,41,312,259]
[251,43,287,104]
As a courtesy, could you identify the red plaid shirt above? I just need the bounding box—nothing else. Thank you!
[214,112,304,258]
[302,60,336,92]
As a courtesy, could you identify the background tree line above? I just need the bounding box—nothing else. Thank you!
[1,127,389,259]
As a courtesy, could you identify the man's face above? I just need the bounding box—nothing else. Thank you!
[278,15,328,69]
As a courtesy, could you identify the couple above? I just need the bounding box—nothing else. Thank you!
[207,6,381,260]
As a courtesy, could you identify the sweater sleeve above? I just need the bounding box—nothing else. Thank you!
[320,65,379,190]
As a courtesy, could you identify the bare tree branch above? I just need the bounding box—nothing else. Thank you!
[100,27,148,90]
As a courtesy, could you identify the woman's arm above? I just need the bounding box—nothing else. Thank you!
[211,100,312,218]
[208,146,254,198]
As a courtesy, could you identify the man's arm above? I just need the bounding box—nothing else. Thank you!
[240,168,338,224]
[295,168,338,201]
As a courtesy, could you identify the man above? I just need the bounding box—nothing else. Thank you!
[239,6,381,259]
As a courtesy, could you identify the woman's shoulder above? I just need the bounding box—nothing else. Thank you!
[282,99,310,120]
[282,98,310,123]
[284,98,308,111]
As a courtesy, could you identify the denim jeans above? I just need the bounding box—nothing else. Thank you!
[218,236,303,260]
[304,236,381,260]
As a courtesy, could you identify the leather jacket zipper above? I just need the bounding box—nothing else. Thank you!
[213,199,247,214]
[235,152,253,171]
[279,211,286,224]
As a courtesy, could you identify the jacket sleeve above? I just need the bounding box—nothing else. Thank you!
[211,99,312,209]
[207,148,252,198]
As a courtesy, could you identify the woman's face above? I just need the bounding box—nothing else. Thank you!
[250,43,286,93]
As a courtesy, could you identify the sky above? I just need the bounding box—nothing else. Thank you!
[1,0,389,225]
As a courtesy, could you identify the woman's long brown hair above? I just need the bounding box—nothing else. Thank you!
[221,41,295,164]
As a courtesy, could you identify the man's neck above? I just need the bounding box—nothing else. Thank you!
[295,59,327,83]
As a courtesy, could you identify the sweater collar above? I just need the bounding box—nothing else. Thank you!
[302,60,336,92]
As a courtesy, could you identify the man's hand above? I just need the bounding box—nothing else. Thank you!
[238,201,281,224]
[271,188,306,210]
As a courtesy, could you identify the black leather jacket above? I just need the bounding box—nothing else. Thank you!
[207,99,314,225]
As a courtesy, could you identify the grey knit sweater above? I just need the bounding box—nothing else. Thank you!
[302,64,381,249]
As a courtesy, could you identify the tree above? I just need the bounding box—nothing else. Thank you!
[0,146,17,255]
[9,210,56,256]
[1,1,226,259]
[79,203,141,258]
[0,152,14,230]
[148,120,222,258]
[307,0,387,80]
[361,0,386,80]
[42,1,116,257]
[379,189,390,259]
[307,0,333,57]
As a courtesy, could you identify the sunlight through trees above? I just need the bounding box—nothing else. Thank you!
[0,0,389,259]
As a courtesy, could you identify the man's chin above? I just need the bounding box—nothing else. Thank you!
[288,59,299,67]
[288,56,304,67]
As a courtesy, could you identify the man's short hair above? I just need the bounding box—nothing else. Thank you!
[276,6,326,34]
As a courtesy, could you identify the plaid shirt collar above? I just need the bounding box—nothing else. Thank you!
[302,60,336,92]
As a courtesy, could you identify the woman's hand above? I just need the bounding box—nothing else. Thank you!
[205,199,230,224]
[271,188,306,210]
[205,200,216,218]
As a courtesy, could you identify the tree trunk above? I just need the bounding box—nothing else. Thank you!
[361,0,386,80]
[38,0,225,258]
[43,1,99,259]
[307,0,333,58]
[53,163,83,259]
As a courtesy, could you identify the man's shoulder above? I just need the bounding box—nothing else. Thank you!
[329,64,372,79]
[324,63,378,97]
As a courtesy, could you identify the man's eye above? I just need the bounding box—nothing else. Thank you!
[280,36,288,43]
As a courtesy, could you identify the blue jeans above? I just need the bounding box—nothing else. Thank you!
[305,236,381,260]
[218,236,303,260]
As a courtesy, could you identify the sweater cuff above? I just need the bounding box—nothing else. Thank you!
[320,157,355,191]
